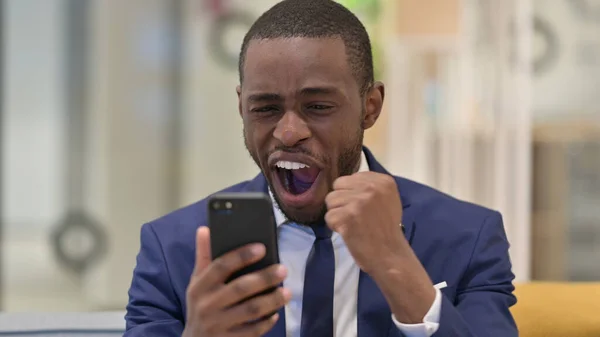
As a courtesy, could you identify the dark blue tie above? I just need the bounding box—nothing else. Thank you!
[300,224,335,337]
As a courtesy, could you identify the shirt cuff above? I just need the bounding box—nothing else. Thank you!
[391,287,442,337]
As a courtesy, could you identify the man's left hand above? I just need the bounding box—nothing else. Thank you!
[324,171,436,324]
[324,171,405,275]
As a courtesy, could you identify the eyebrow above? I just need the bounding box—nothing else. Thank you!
[247,87,340,103]
[247,93,282,103]
[300,86,340,96]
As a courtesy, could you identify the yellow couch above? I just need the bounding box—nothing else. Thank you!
[511,282,600,337]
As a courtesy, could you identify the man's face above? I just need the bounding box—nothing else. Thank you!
[238,37,383,225]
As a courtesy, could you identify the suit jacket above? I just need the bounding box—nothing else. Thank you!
[125,147,518,336]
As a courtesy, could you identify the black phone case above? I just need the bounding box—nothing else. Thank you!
[207,192,281,302]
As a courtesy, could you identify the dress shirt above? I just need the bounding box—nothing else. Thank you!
[270,150,442,337]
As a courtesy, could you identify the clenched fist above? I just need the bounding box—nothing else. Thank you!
[324,171,404,275]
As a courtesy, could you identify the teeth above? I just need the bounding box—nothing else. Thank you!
[275,161,309,170]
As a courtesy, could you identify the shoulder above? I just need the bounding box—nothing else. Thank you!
[395,175,499,228]
[394,175,505,254]
[394,176,510,286]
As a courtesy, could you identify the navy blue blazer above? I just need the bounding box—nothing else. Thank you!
[125,147,518,336]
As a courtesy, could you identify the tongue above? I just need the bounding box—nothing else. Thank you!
[290,167,320,184]
[287,167,320,195]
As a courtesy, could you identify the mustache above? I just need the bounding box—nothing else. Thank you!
[268,145,315,157]
[268,145,328,165]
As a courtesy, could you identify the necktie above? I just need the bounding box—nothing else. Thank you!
[300,224,335,337]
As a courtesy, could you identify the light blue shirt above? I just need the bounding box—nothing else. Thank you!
[270,150,442,337]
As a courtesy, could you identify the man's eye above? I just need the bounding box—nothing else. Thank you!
[307,104,332,111]
[251,106,278,113]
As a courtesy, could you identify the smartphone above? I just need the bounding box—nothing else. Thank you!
[207,192,280,286]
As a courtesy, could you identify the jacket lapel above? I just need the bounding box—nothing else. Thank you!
[362,147,416,244]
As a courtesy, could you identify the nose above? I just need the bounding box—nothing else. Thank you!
[273,111,311,147]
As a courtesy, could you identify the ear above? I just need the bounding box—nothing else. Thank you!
[236,85,242,118]
[362,81,385,130]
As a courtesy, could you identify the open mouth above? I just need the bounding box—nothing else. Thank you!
[274,161,321,196]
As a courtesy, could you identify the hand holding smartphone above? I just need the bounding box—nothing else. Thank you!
[181,193,289,337]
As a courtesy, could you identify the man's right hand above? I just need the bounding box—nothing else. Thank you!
[182,227,291,337]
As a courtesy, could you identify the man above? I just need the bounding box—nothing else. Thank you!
[125,0,518,336]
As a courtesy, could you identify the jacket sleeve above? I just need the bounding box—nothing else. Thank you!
[433,211,518,337]
[124,223,185,336]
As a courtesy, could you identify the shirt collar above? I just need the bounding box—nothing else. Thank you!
[269,150,370,227]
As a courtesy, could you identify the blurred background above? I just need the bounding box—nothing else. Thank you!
[1,0,599,312]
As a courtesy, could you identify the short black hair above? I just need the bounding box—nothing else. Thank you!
[238,0,374,94]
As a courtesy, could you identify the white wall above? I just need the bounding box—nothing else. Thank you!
[1,0,86,311]
[81,0,185,309]
[2,0,66,233]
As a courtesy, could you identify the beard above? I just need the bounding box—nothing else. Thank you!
[243,127,364,226]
